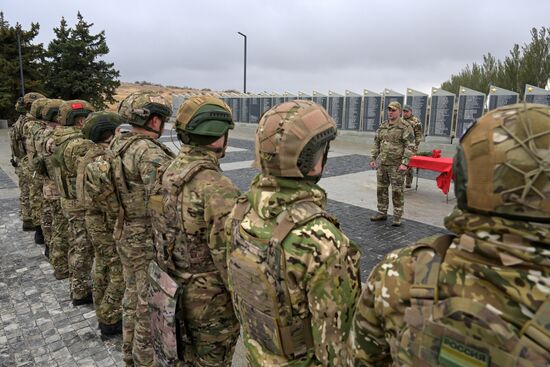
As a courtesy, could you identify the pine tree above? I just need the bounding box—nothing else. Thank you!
[45,12,120,109]
[0,12,46,122]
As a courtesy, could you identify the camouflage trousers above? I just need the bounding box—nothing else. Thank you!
[376,164,406,218]
[41,197,55,253]
[85,210,124,326]
[29,172,44,228]
[117,221,155,366]
[60,198,93,300]
[174,271,240,367]
[49,198,70,279]
[405,167,414,187]
[15,160,32,223]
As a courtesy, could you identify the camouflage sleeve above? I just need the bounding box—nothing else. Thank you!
[401,125,416,166]
[135,141,173,190]
[197,170,240,284]
[414,120,422,148]
[289,219,361,366]
[349,246,416,366]
[370,128,381,161]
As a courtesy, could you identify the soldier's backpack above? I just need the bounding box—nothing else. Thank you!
[146,158,219,367]
[401,234,550,367]
[227,197,339,358]
[50,129,83,199]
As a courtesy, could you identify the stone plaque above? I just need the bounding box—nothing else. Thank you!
[272,94,285,106]
[428,88,454,137]
[284,92,297,102]
[488,86,518,110]
[312,91,327,109]
[327,91,344,129]
[405,88,428,132]
[456,87,485,138]
[524,84,550,106]
[260,95,273,115]
[344,90,361,130]
[240,96,250,123]
[248,96,262,123]
[298,91,312,101]
[228,96,241,122]
[383,89,405,121]
[361,90,382,131]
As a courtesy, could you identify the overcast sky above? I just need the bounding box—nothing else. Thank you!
[3,0,549,95]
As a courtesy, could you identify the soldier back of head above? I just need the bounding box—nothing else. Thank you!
[82,111,124,144]
[57,100,95,127]
[118,91,171,137]
[351,102,550,366]
[17,92,46,114]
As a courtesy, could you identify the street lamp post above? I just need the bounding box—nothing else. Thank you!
[237,32,247,93]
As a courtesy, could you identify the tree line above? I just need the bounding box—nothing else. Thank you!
[0,12,120,123]
[441,27,550,98]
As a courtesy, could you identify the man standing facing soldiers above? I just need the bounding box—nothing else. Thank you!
[77,111,125,336]
[369,101,415,226]
[48,100,96,304]
[349,103,550,366]
[37,99,68,267]
[111,92,174,366]
[402,104,422,188]
[226,100,361,366]
[148,96,240,366]
[10,92,45,231]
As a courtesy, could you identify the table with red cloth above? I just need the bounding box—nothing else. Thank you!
[408,156,454,194]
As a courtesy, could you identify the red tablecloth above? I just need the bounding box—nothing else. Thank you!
[408,156,454,194]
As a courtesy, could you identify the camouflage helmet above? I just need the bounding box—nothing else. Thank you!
[19,92,46,112]
[29,98,50,119]
[175,96,234,145]
[454,103,550,222]
[255,100,337,178]
[42,99,64,122]
[58,100,95,126]
[118,91,172,131]
[82,111,124,143]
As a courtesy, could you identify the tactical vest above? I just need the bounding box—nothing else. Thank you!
[148,158,219,274]
[110,134,174,239]
[228,198,338,358]
[51,129,83,199]
[82,152,120,217]
[9,116,27,159]
[75,147,106,208]
[400,234,550,367]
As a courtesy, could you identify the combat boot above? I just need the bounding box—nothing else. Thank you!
[370,212,387,221]
[44,244,49,259]
[72,293,93,306]
[391,217,402,227]
[22,220,34,231]
[99,320,122,336]
[34,226,45,244]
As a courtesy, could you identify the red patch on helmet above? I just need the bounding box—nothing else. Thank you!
[71,103,84,110]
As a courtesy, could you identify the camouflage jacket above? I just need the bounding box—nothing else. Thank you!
[371,118,415,166]
[37,126,59,199]
[82,150,120,219]
[150,145,240,279]
[9,114,27,159]
[403,115,422,149]
[226,174,361,367]
[349,207,550,366]
[108,131,174,222]
[23,116,46,160]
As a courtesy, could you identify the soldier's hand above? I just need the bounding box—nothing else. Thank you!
[10,158,18,168]
[370,160,377,169]
[398,164,408,171]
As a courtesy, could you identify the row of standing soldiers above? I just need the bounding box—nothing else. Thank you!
[9,92,550,367]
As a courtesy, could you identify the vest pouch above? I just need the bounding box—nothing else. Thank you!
[120,189,147,220]
[53,166,69,199]
[148,260,184,367]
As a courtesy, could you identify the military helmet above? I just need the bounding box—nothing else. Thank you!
[118,91,172,130]
[42,99,64,122]
[82,111,124,143]
[175,96,234,145]
[21,92,46,111]
[255,100,337,178]
[58,100,95,126]
[454,103,550,222]
[29,98,50,119]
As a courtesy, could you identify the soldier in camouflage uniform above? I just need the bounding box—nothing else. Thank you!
[148,96,240,366]
[25,98,52,246]
[47,100,96,304]
[402,104,422,188]
[111,92,174,366]
[226,100,361,366]
[369,101,415,226]
[349,103,550,366]
[77,111,125,335]
[9,92,46,231]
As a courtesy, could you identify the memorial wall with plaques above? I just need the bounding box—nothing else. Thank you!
[240,97,250,123]
[488,86,518,111]
[284,93,297,102]
[327,92,344,129]
[428,89,454,137]
[456,87,485,138]
[228,97,241,122]
[361,91,382,131]
[343,91,361,130]
[260,96,273,115]
[405,89,428,132]
[312,92,327,109]
[273,95,285,106]
[248,96,262,123]
[298,92,312,101]
[382,89,405,121]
